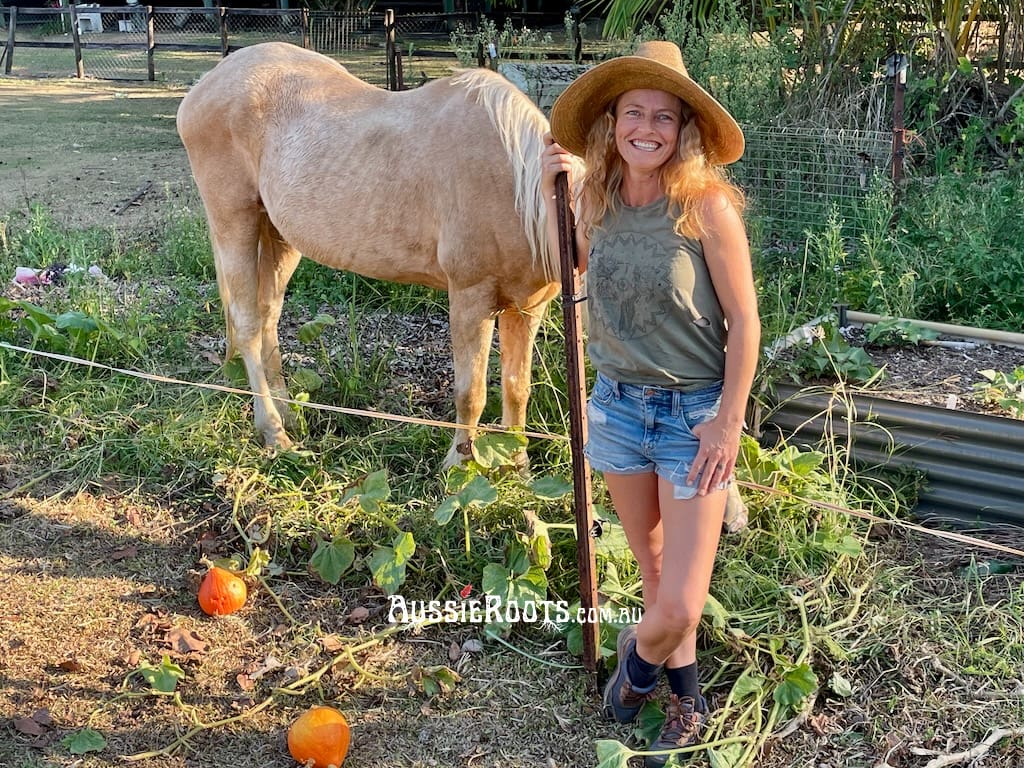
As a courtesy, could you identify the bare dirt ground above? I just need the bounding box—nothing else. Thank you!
[0,78,194,235]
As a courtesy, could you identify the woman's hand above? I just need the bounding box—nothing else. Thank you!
[541,132,577,199]
[688,416,742,496]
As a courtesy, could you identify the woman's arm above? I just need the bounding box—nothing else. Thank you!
[688,190,761,495]
[541,133,590,273]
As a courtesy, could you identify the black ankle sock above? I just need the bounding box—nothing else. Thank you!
[626,648,661,690]
[666,662,699,700]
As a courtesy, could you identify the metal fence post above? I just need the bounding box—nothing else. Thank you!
[888,52,907,184]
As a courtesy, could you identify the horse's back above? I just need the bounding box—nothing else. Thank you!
[177,43,378,173]
[178,44,554,293]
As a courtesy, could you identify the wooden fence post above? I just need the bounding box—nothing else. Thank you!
[219,6,228,57]
[69,4,84,78]
[384,8,396,91]
[2,6,16,74]
[146,5,155,81]
[301,6,309,50]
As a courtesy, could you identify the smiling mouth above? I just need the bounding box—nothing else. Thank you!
[630,140,661,152]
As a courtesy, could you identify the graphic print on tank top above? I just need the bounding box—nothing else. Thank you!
[589,231,705,342]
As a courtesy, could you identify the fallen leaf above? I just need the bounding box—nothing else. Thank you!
[13,717,46,736]
[195,531,221,556]
[236,673,255,691]
[58,658,84,673]
[109,545,138,561]
[248,655,283,681]
[164,626,208,657]
[448,640,462,663]
[347,606,370,624]
[31,710,53,727]
[320,634,345,653]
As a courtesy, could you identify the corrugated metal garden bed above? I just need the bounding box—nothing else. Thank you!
[760,314,1024,527]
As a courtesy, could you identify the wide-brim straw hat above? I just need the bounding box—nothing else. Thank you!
[550,41,744,165]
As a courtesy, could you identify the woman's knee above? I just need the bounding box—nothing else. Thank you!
[654,597,702,636]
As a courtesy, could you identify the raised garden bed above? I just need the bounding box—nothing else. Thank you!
[761,312,1024,527]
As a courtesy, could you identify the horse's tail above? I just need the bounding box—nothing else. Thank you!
[454,70,581,284]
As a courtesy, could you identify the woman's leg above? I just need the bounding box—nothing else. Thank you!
[634,478,726,667]
[603,472,662,609]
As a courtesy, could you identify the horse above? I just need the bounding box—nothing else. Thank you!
[177,42,564,467]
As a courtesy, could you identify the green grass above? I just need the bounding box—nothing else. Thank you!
[3,185,1023,768]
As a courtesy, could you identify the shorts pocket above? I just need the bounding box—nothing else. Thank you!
[590,374,616,406]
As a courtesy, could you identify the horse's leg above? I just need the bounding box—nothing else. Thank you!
[257,217,302,432]
[496,298,549,471]
[209,208,291,449]
[444,285,498,469]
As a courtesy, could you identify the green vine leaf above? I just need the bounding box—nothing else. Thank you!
[529,475,573,499]
[595,739,634,768]
[340,469,390,514]
[731,668,766,702]
[471,431,527,468]
[708,743,746,768]
[310,536,355,584]
[137,655,185,693]
[62,728,106,755]
[297,313,335,344]
[434,474,497,525]
[774,662,818,711]
[370,531,415,595]
[291,368,324,393]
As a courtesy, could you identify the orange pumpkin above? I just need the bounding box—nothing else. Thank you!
[287,706,350,768]
[197,566,247,616]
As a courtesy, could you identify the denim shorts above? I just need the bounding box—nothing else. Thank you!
[584,371,725,500]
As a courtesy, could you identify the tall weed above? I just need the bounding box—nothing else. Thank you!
[647,0,786,123]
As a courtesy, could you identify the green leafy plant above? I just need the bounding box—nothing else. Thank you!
[133,655,186,693]
[786,322,880,383]
[973,367,1024,418]
[0,297,144,361]
[863,318,939,346]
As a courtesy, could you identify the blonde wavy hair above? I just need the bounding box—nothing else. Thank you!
[579,97,744,241]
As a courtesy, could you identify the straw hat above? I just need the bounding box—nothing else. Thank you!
[549,41,744,165]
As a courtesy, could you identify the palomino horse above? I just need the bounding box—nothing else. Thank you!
[177,42,561,467]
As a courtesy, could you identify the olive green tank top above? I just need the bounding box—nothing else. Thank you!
[586,196,727,390]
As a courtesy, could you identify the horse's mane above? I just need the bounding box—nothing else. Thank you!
[451,70,564,283]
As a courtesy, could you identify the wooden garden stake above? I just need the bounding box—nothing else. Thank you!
[554,171,601,675]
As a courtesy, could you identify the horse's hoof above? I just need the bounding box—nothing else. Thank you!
[260,429,293,451]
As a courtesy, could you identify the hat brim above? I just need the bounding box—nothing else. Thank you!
[549,56,744,165]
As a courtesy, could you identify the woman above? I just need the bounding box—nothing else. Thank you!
[541,41,760,765]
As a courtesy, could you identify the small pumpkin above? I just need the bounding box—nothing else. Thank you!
[197,566,247,616]
[287,706,350,768]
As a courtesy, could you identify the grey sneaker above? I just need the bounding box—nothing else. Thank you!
[602,625,660,723]
[644,694,708,768]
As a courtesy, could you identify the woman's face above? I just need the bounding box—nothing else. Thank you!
[613,89,684,174]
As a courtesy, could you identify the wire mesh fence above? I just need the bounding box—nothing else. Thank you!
[0,5,393,85]
[731,126,893,245]
[1,6,894,247]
